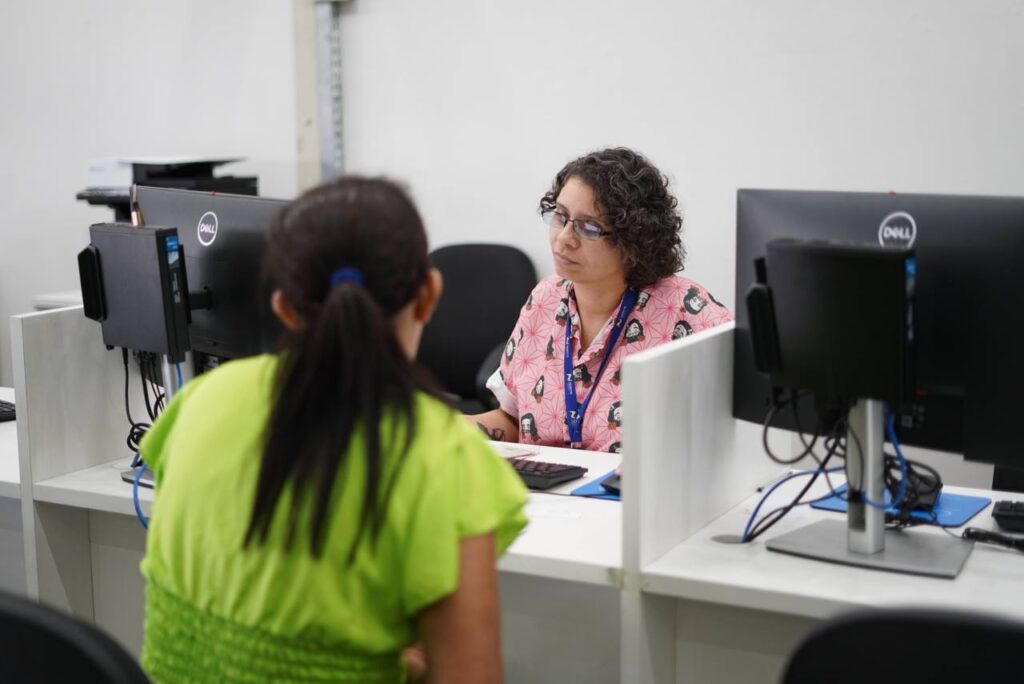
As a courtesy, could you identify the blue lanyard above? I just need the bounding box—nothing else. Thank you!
[563,287,639,448]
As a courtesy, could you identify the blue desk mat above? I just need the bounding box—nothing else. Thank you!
[811,484,990,527]
[571,469,620,502]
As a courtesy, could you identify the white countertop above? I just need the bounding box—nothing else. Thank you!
[33,456,152,516]
[29,440,623,585]
[496,444,622,586]
[641,476,1024,621]
[0,387,18,498]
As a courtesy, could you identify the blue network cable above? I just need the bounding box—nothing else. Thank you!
[742,466,845,542]
[884,406,909,508]
[132,452,149,530]
[746,405,915,542]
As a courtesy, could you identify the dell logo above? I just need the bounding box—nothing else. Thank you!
[197,211,218,247]
[878,211,916,248]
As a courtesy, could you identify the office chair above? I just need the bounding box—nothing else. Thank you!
[781,607,1024,684]
[419,243,536,414]
[0,590,149,683]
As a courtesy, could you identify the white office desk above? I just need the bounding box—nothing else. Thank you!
[644,482,1020,619]
[32,457,152,517]
[499,444,622,586]
[30,445,615,581]
[14,424,623,683]
[638,475,1024,684]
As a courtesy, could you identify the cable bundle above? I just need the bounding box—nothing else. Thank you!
[742,392,941,542]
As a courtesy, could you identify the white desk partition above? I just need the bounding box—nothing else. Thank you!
[620,322,786,683]
[11,306,150,631]
[622,322,782,569]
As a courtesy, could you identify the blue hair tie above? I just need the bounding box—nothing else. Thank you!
[329,267,364,287]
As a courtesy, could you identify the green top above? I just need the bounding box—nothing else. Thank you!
[139,354,529,683]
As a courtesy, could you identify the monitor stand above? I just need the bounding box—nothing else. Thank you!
[120,466,154,489]
[766,398,974,579]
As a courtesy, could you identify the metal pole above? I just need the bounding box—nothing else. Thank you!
[846,398,885,554]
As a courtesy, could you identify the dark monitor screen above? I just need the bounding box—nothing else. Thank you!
[733,189,1024,468]
[133,185,286,360]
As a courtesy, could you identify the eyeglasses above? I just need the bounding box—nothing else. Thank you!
[541,209,612,241]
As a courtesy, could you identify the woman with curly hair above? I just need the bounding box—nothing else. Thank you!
[472,147,733,453]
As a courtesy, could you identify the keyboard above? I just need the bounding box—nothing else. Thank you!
[507,457,587,491]
[992,500,1024,533]
[0,400,14,423]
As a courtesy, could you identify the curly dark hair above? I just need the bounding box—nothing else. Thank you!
[539,147,685,289]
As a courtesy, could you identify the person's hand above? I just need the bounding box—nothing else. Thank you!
[615,462,623,477]
[403,643,428,682]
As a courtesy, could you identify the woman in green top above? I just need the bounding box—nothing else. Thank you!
[139,177,529,683]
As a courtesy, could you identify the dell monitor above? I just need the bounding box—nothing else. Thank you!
[132,185,287,361]
[733,189,1024,472]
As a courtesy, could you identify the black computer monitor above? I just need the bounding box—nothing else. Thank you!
[133,185,286,360]
[733,189,1024,470]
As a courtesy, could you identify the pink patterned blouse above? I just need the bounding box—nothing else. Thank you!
[487,275,734,453]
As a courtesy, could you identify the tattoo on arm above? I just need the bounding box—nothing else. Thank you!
[476,422,506,441]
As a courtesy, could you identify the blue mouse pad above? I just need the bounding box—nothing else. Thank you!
[811,484,990,527]
[570,469,620,502]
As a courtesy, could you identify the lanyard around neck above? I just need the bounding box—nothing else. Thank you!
[563,287,639,448]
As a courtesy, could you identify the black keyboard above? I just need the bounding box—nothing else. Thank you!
[0,400,14,423]
[507,458,587,491]
[992,500,1024,533]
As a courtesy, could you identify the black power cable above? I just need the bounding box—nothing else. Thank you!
[122,349,150,453]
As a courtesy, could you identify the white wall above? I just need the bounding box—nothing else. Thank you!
[0,0,299,386]
[338,0,1024,309]
[3,0,1023,388]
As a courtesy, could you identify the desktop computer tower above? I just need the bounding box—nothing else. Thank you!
[78,223,190,361]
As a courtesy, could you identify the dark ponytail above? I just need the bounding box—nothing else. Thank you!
[244,177,432,559]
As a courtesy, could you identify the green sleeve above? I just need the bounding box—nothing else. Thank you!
[398,422,528,616]
[137,374,206,485]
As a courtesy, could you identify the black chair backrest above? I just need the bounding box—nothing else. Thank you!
[0,591,149,683]
[419,243,536,402]
[782,607,1024,684]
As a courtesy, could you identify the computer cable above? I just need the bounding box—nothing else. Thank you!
[962,527,1024,551]
[141,366,156,422]
[752,397,921,541]
[883,407,909,507]
[883,455,941,526]
[744,430,846,542]
[803,428,846,499]
[742,462,845,542]
[840,411,902,511]
[122,349,151,453]
[789,394,847,498]
[776,391,849,491]
[746,392,850,542]
[135,351,161,420]
[763,391,823,466]
[132,453,149,530]
[142,351,166,414]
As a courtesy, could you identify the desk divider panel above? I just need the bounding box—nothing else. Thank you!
[620,323,786,683]
[11,306,147,615]
[622,323,782,570]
